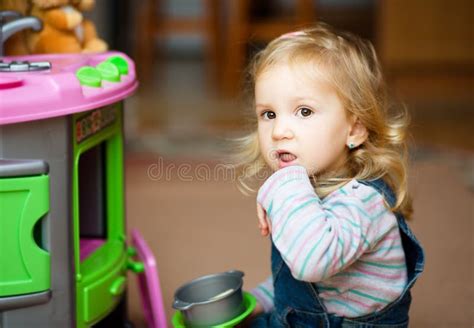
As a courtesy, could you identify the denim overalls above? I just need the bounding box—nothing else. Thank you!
[250,179,425,328]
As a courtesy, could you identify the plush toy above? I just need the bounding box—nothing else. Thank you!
[27,0,107,54]
[73,0,107,53]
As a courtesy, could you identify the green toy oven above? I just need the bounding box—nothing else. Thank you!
[0,51,140,327]
[0,104,135,327]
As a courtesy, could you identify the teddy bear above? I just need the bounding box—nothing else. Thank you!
[26,0,107,54]
[72,0,108,53]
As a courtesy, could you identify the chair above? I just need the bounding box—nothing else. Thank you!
[135,0,221,92]
[221,0,317,96]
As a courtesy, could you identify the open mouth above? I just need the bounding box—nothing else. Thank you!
[276,151,297,168]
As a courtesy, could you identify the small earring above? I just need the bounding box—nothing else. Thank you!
[348,143,355,149]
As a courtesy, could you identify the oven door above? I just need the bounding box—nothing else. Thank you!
[129,229,167,328]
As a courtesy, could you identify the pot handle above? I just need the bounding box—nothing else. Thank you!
[225,270,244,279]
[172,299,193,311]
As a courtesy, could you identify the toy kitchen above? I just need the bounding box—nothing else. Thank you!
[0,11,166,328]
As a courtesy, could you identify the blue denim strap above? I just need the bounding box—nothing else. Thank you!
[358,179,425,279]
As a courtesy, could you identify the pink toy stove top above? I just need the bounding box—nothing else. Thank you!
[0,51,138,125]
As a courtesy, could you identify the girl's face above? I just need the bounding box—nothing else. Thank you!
[256,62,353,176]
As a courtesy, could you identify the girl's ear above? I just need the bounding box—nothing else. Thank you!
[347,117,368,148]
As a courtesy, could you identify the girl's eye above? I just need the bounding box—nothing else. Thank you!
[262,111,276,120]
[297,107,313,117]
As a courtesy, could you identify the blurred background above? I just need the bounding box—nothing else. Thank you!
[3,0,472,326]
[96,0,473,156]
[87,0,474,326]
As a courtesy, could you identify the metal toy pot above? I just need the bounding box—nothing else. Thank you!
[172,270,246,327]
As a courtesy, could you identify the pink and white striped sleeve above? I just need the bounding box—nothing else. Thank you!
[256,166,384,283]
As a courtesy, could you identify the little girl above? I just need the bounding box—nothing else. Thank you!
[235,23,425,327]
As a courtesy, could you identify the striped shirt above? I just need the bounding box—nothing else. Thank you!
[251,165,407,318]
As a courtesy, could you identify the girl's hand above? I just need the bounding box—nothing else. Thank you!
[257,203,272,236]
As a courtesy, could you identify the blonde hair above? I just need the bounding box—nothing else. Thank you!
[234,23,413,219]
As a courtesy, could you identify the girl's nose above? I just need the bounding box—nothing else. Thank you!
[272,118,294,140]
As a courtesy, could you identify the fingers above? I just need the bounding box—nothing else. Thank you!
[256,203,267,228]
[257,203,270,237]
[267,215,272,234]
